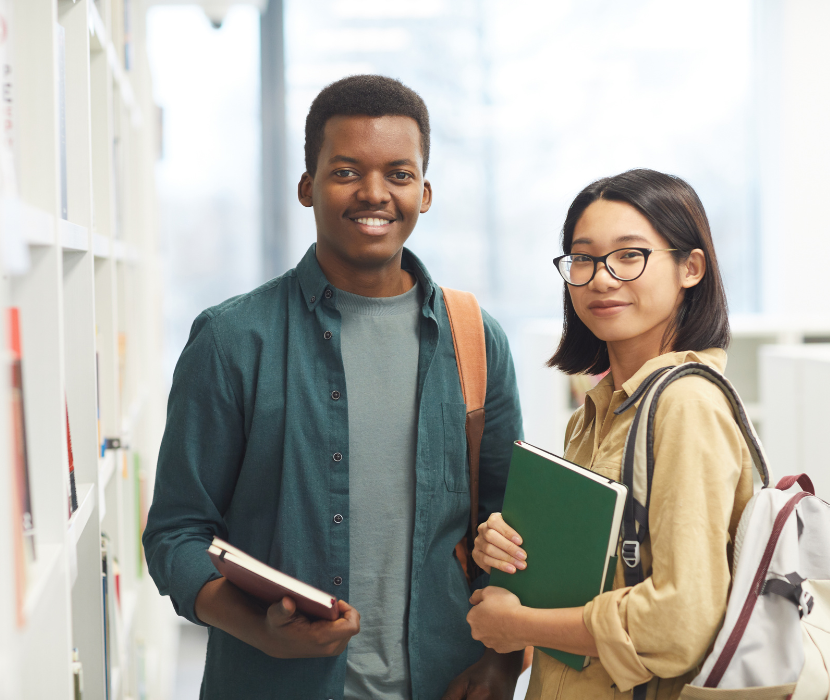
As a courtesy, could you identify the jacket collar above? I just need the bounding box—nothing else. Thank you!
[297,243,438,313]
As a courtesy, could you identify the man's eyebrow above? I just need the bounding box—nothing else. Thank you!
[328,155,359,164]
[388,159,416,167]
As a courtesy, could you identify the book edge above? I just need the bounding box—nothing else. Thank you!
[209,540,335,609]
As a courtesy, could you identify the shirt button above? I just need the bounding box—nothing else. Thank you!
[333,576,343,586]
[323,330,332,340]
[310,295,316,303]
[324,289,333,299]
[333,514,343,524]
[333,452,342,462]
[331,390,340,400]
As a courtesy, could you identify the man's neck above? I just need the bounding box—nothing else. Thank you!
[316,249,416,298]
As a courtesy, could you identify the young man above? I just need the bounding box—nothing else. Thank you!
[143,75,524,699]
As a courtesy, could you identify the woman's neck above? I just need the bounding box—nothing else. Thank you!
[606,323,672,391]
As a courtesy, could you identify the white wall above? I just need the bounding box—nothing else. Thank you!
[756,0,830,317]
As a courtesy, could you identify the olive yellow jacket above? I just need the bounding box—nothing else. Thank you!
[526,348,755,700]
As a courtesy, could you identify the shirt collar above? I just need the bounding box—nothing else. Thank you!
[297,243,438,313]
[583,347,728,419]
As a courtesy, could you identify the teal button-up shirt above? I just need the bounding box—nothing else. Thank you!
[143,245,523,700]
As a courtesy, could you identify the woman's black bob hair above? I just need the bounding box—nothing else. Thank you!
[548,168,730,375]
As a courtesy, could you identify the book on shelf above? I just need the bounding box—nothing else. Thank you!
[66,398,78,515]
[71,648,83,700]
[208,538,339,621]
[101,535,110,700]
[8,307,35,626]
[489,441,627,671]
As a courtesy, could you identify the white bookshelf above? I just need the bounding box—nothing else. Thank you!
[518,315,830,456]
[0,1,169,699]
[760,344,830,501]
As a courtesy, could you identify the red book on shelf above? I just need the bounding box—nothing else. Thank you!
[208,538,338,621]
[8,307,35,626]
[66,398,78,516]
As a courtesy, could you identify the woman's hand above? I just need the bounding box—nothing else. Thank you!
[472,512,527,574]
[467,586,527,654]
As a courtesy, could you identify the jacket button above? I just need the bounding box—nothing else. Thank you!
[333,452,342,462]
[333,514,343,524]
[324,289,333,299]
[323,330,332,340]
[310,295,316,303]
[333,576,343,586]
[331,390,340,400]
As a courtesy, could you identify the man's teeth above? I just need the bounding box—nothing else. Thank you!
[354,217,391,227]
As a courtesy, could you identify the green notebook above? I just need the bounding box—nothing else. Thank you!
[490,441,627,670]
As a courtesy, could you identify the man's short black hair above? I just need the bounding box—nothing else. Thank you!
[304,75,431,176]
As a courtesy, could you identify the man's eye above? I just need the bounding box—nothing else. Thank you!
[334,169,355,177]
[391,172,412,180]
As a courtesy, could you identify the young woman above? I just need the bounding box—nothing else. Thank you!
[468,169,755,699]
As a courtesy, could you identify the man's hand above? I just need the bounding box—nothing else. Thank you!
[194,577,360,659]
[467,587,526,654]
[260,597,360,658]
[440,648,524,700]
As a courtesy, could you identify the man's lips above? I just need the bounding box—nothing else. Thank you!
[348,214,396,227]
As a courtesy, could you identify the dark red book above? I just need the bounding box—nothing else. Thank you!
[66,398,78,515]
[208,538,338,621]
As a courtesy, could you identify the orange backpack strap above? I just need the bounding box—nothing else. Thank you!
[441,287,487,582]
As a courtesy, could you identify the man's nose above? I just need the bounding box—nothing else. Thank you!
[356,172,390,205]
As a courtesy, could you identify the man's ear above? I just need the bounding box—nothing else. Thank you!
[420,179,433,214]
[681,248,706,289]
[298,172,314,208]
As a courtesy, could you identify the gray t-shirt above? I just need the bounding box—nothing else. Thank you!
[338,281,422,700]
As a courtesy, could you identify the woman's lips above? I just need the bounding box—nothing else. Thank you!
[587,301,630,317]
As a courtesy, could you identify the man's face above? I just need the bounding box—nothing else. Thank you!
[298,115,432,271]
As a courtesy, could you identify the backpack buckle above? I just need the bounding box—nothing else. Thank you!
[622,540,640,568]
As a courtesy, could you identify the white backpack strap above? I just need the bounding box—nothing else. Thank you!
[615,362,772,586]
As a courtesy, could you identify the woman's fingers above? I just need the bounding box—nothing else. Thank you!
[473,513,528,575]
[482,512,523,546]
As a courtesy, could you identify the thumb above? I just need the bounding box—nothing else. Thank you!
[268,596,296,625]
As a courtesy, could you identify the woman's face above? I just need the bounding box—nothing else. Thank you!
[567,199,702,349]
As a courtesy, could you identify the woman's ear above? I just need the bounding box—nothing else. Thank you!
[681,248,706,289]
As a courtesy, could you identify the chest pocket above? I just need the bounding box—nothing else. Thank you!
[442,402,469,492]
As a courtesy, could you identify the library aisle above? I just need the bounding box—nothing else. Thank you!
[0,0,174,698]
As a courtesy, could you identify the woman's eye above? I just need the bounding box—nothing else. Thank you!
[619,250,644,260]
[571,255,592,264]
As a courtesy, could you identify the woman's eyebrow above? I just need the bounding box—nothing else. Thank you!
[614,234,651,245]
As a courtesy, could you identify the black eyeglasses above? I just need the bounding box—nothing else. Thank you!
[553,247,678,286]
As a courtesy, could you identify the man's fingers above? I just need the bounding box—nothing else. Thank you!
[469,589,484,605]
[439,676,469,700]
[266,596,298,626]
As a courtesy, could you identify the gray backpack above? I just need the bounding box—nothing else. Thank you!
[618,363,830,700]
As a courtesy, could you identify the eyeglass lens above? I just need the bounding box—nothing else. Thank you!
[558,248,647,285]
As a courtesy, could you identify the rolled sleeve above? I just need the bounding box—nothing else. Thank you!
[142,311,246,625]
[585,389,745,690]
